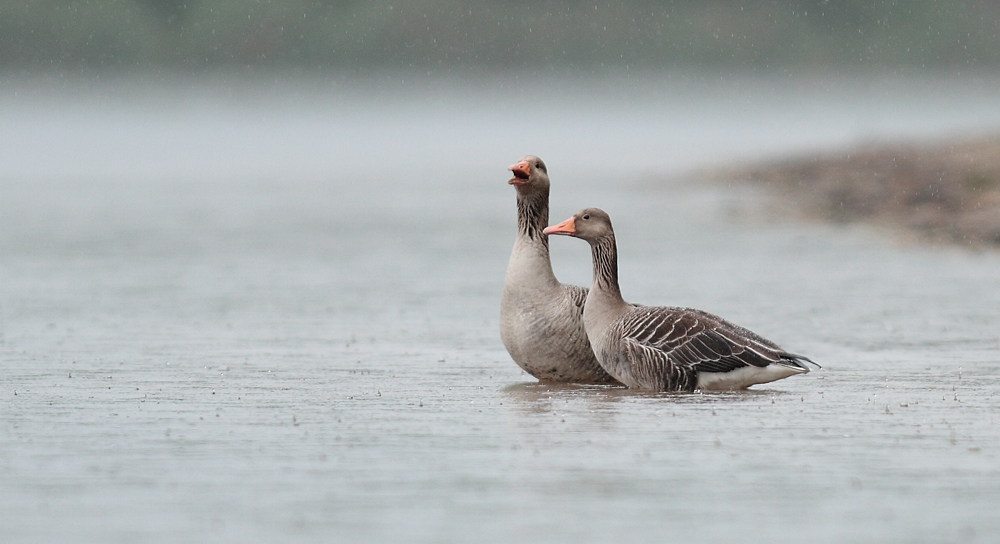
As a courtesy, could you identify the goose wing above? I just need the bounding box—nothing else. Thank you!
[619,307,807,375]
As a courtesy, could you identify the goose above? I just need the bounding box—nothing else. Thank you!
[499,157,620,384]
[543,208,817,391]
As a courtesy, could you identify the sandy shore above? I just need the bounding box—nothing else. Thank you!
[715,135,1000,247]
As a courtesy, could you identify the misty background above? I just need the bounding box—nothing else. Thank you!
[3,0,999,74]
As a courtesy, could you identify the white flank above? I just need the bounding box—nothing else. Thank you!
[696,363,808,391]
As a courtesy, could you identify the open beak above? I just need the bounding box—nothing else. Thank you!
[543,216,576,236]
[508,161,530,186]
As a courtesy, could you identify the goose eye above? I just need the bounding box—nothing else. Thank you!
[582,214,590,220]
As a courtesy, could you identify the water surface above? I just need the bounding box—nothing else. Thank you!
[2,73,1000,543]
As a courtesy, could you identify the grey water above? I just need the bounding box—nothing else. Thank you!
[2,72,1000,543]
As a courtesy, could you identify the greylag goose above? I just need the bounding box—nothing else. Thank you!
[543,208,817,391]
[499,157,619,384]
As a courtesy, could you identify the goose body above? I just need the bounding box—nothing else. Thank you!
[499,157,619,384]
[544,208,816,391]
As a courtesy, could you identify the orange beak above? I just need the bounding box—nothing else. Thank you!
[543,216,576,236]
[508,160,530,186]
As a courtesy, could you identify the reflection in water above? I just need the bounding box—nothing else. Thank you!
[501,381,780,405]
[501,380,792,412]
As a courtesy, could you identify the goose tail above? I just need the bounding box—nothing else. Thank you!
[778,352,821,371]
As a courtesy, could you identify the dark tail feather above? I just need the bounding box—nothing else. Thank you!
[781,352,821,370]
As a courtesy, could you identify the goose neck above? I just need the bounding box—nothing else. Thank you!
[516,190,549,245]
[590,235,624,302]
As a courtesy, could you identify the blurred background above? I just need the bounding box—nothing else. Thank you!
[2,0,999,74]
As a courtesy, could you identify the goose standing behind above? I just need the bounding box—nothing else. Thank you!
[499,157,619,384]
[543,208,817,391]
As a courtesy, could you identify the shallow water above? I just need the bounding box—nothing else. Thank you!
[2,73,1000,543]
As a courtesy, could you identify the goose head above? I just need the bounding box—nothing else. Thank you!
[543,208,614,243]
[507,155,550,195]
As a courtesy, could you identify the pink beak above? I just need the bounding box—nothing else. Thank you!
[508,161,530,186]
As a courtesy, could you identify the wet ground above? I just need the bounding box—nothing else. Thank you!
[716,135,1000,247]
[2,73,1000,543]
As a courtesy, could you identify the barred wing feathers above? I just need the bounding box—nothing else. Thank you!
[619,307,813,380]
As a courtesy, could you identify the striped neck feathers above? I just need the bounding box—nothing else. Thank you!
[516,190,549,245]
[590,235,622,300]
